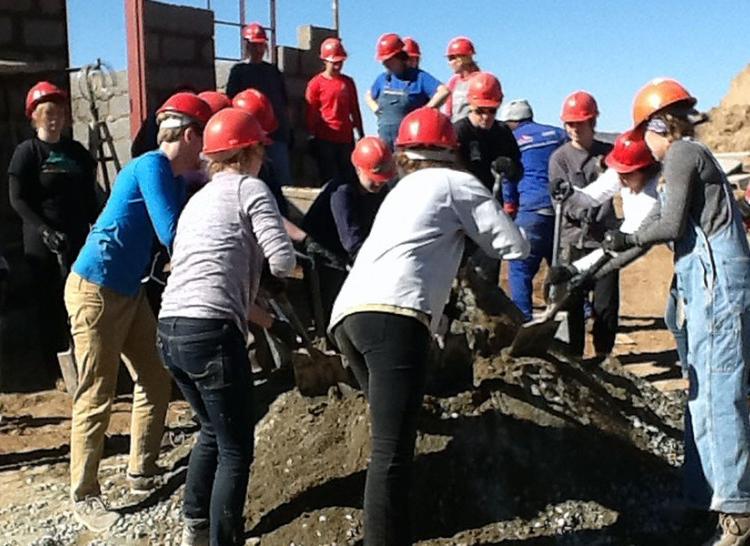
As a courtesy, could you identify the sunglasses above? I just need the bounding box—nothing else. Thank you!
[447,55,461,61]
[473,107,497,116]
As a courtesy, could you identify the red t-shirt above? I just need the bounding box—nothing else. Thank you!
[305,73,363,144]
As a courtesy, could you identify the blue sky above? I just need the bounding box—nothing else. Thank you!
[68,0,750,134]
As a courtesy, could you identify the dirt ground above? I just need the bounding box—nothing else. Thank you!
[0,242,694,546]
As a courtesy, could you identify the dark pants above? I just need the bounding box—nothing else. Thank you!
[317,139,356,183]
[157,318,254,546]
[565,268,620,357]
[334,312,430,546]
[27,253,68,369]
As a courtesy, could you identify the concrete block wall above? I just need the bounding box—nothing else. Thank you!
[143,0,216,111]
[70,69,132,186]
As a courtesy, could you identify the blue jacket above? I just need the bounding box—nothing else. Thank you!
[73,151,185,296]
[503,121,566,213]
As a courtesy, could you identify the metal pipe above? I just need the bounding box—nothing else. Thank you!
[125,0,148,141]
[269,0,277,65]
[239,0,246,58]
[333,0,340,33]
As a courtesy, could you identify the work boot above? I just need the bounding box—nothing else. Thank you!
[126,466,164,493]
[72,495,121,532]
[181,518,209,546]
[704,513,750,546]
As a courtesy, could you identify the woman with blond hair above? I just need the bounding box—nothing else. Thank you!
[157,108,295,545]
[329,107,528,544]
[603,78,750,546]
[8,81,99,380]
[444,36,481,122]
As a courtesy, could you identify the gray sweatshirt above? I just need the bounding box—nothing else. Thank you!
[159,171,295,337]
[632,139,732,246]
[548,140,617,249]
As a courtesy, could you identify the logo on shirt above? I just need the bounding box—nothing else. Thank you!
[517,135,533,146]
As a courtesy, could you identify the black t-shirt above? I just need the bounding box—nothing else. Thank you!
[454,117,522,191]
[8,136,99,260]
[226,61,291,143]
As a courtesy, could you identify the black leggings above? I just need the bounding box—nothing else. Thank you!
[565,268,620,357]
[334,312,431,546]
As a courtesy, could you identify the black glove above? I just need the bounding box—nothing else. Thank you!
[268,317,299,347]
[602,230,635,252]
[548,264,578,285]
[491,157,513,177]
[39,226,68,254]
[304,238,348,270]
[550,178,574,202]
[569,272,595,292]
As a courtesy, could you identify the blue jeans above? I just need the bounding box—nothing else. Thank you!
[157,318,254,545]
[675,204,750,513]
[266,140,294,187]
[663,276,688,377]
[508,210,554,321]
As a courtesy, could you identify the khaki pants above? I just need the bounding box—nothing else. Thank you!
[64,273,171,501]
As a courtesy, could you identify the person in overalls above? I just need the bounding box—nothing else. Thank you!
[603,78,750,546]
[366,33,450,150]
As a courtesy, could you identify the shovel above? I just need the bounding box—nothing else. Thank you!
[269,294,350,397]
[54,251,78,396]
[508,252,610,358]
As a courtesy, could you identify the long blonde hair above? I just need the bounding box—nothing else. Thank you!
[206,144,265,177]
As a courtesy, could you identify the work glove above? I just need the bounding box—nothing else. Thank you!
[39,225,68,255]
[602,230,635,253]
[491,157,514,178]
[550,178,574,202]
[268,317,299,347]
[548,264,578,285]
[503,202,518,219]
[569,272,595,292]
[303,237,349,271]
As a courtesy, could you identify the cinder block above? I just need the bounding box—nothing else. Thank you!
[276,46,300,75]
[161,36,197,63]
[214,60,234,91]
[199,39,215,65]
[0,16,13,45]
[307,26,337,54]
[144,1,213,37]
[23,19,65,48]
[107,117,131,142]
[3,0,32,11]
[284,76,308,101]
[38,0,65,15]
[299,51,324,78]
[107,93,130,121]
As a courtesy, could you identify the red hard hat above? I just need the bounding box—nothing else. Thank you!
[467,72,503,108]
[242,22,268,43]
[445,36,475,57]
[157,92,213,127]
[632,77,696,127]
[197,91,232,115]
[320,37,347,62]
[375,33,405,62]
[395,107,457,150]
[402,37,421,58]
[351,136,396,184]
[232,88,278,135]
[25,81,67,118]
[202,107,271,157]
[605,130,655,174]
[560,91,599,123]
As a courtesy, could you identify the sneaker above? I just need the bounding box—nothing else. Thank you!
[705,513,750,546]
[181,518,209,546]
[126,471,161,493]
[72,496,121,532]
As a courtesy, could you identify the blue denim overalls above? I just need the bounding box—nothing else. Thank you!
[674,143,750,512]
[376,75,412,150]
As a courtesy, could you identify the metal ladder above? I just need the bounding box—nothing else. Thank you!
[77,59,120,194]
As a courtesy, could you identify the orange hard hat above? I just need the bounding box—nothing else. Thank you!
[631,77,696,127]
[395,107,457,150]
[467,72,503,108]
[197,91,232,115]
[232,88,278,135]
[560,91,598,123]
[320,37,347,62]
[25,81,67,118]
[605,130,655,174]
[351,137,396,184]
[157,92,213,127]
[402,37,421,58]
[445,36,475,57]
[242,22,268,44]
[375,33,405,62]
[202,107,271,157]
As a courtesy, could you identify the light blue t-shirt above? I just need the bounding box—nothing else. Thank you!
[73,151,185,297]
[370,68,442,111]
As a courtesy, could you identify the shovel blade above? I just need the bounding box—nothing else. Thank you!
[291,348,350,397]
[57,347,78,396]
[508,315,563,358]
